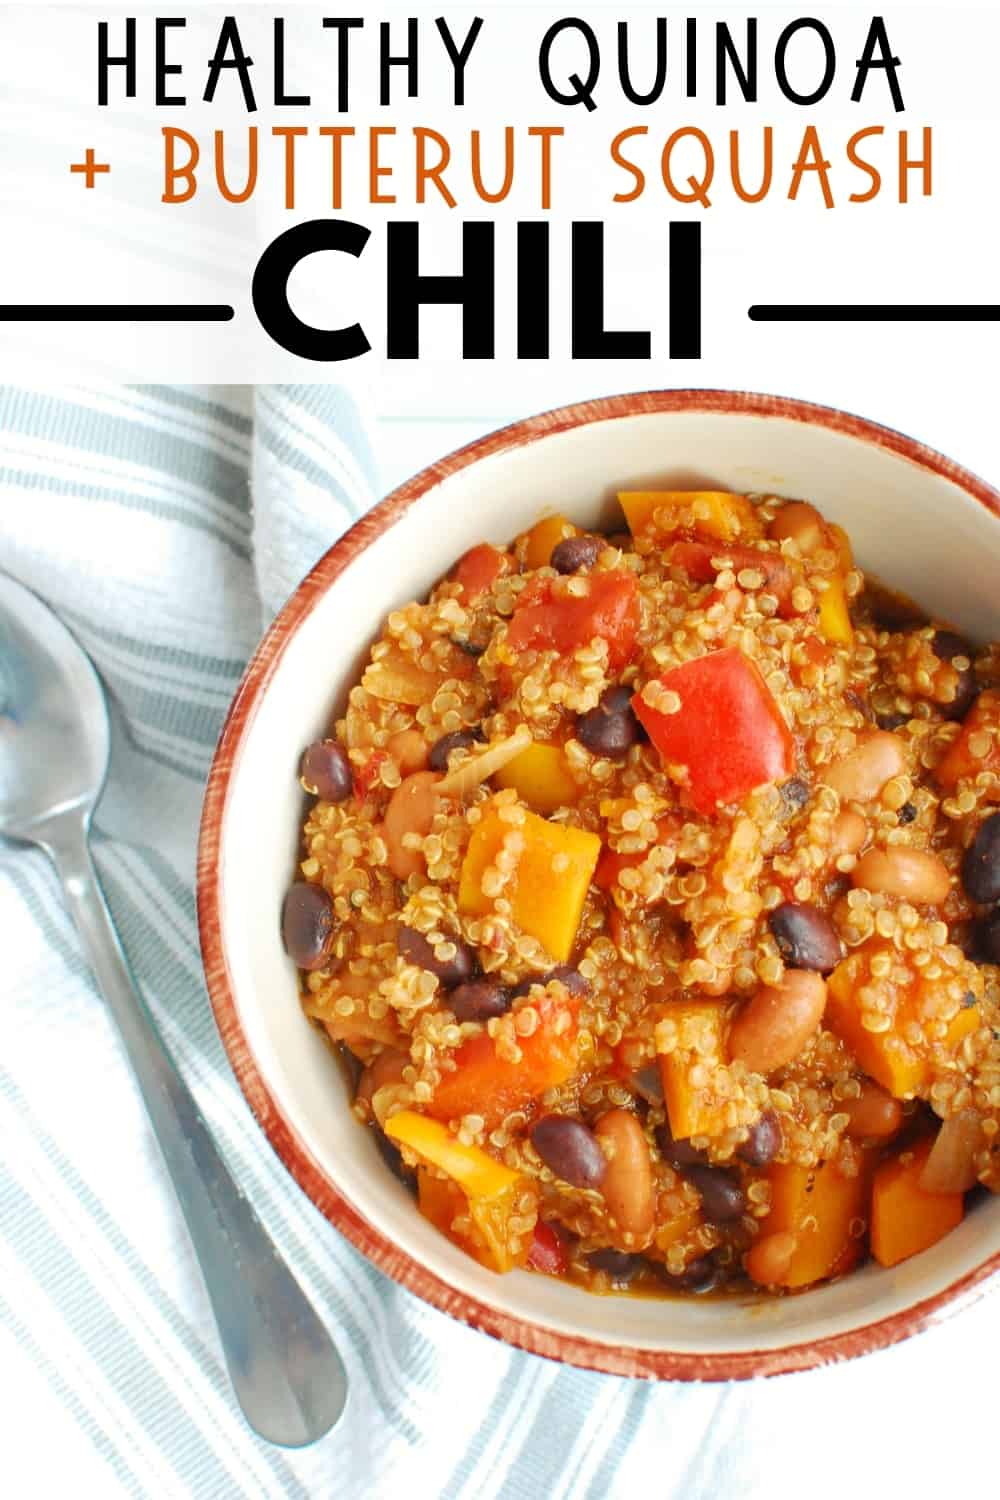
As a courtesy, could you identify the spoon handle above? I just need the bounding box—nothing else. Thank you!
[42,812,348,1448]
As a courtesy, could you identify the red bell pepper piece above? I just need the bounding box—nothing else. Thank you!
[453,543,509,602]
[632,647,795,815]
[593,815,681,891]
[426,987,580,1129]
[527,1221,568,1276]
[506,570,639,673]
[669,539,797,616]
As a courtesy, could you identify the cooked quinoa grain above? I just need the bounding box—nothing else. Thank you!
[286,493,1000,1296]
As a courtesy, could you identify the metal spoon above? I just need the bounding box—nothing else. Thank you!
[0,572,348,1446]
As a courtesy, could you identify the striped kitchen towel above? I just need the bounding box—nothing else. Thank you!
[2,384,999,1500]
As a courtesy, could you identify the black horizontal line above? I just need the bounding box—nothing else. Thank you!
[0,305,234,323]
[749,304,1000,323]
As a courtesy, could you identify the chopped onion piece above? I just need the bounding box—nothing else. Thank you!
[919,1110,982,1195]
[436,726,533,799]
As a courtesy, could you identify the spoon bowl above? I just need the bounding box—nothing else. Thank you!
[0,571,348,1446]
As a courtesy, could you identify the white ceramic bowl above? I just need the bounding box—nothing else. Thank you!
[198,390,1000,1379]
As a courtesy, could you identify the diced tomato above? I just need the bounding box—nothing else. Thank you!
[426,988,580,1129]
[594,815,680,892]
[632,647,795,815]
[353,751,388,799]
[506,570,639,672]
[668,539,798,616]
[527,1221,567,1276]
[453,543,510,602]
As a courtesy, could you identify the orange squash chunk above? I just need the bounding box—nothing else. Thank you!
[658,1001,732,1141]
[936,691,1000,792]
[520,514,578,570]
[826,943,980,1100]
[619,490,757,544]
[757,1157,870,1288]
[871,1138,964,1268]
[459,805,600,961]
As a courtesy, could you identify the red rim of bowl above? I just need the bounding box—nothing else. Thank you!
[197,388,1000,1381]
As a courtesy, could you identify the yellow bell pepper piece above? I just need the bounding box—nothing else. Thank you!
[818,574,853,645]
[520,514,577,571]
[658,1001,732,1140]
[618,490,755,543]
[494,742,579,814]
[829,522,853,572]
[459,805,601,962]
[387,1115,532,1273]
[386,1110,520,1197]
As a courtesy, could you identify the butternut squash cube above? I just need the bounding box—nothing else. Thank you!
[658,1001,732,1141]
[458,805,601,961]
[826,943,980,1100]
[618,490,756,544]
[871,1138,964,1268]
[520,513,577,571]
[494,742,579,814]
[756,1157,870,1288]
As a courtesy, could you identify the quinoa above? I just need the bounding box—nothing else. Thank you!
[284,494,1000,1298]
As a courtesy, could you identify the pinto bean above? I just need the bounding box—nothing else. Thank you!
[820,732,905,803]
[767,501,824,554]
[830,809,868,858]
[594,1109,655,1238]
[551,535,602,573]
[746,1231,798,1286]
[851,847,951,905]
[387,729,429,775]
[383,771,442,880]
[728,970,827,1075]
[843,1081,903,1140]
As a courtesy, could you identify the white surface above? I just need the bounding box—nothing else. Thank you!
[221,397,1000,1366]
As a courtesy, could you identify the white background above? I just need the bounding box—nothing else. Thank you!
[0,1,998,494]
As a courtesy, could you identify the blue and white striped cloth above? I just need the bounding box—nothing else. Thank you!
[3,384,999,1500]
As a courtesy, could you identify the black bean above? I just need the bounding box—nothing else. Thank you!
[897,802,917,825]
[932,630,978,720]
[530,1115,607,1189]
[654,1123,706,1168]
[973,910,1000,965]
[428,726,484,773]
[551,535,602,574]
[587,1248,642,1282]
[448,979,511,1022]
[397,925,476,988]
[962,813,1000,905]
[780,777,810,813]
[876,712,909,732]
[768,902,843,974]
[684,1165,746,1223]
[737,1112,781,1168]
[299,739,353,802]
[282,882,335,970]
[632,1063,664,1107]
[372,1128,417,1192]
[575,684,644,760]
[660,1255,721,1295]
[511,965,591,999]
